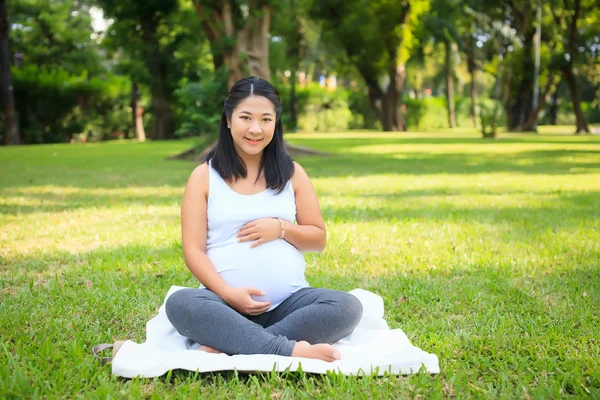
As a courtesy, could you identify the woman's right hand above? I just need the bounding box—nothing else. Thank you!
[222,287,271,316]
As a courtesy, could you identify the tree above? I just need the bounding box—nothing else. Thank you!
[419,0,464,128]
[270,0,313,131]
[0,0,19,145]
[311,0,430,131]
[99,0,179,140]
[545,0,598,134]
[8,0,104,76]
[192,0,274,90]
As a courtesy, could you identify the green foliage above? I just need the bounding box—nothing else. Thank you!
[540,100,600,125]
[347,89,381,130]
[174,70,228,138]
[403,96,484,130]
[276,83,359,133]
[479,99,505,138]
[294,84,351,132]
[8,0,104,75]
[12,66,132,144]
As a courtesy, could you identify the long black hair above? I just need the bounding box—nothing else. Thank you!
[206,76,294,193]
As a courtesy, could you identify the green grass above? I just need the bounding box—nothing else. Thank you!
[1,128,599,398]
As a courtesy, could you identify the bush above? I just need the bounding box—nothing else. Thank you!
[10,65,132,144]
[403,96,484,130]
[275,83,356,132]
[174,69,228,138]
[540,100,600,125]
[347,89,380,130]
[404,97,447,130]
[479,99,505,138]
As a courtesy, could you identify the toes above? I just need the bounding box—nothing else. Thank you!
[332,348,341,360]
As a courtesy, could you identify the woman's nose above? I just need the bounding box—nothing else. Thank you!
[249,121,262,133]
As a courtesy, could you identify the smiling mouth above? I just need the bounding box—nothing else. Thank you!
[244,137,263,144]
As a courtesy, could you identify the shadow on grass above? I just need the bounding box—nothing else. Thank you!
[0,188,182,215]
[299,149,600,178]
[319,190,599,225]
[2,146,599,216]
[1,136,598,195]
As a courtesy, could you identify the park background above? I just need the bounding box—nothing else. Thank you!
[1,0,599,398]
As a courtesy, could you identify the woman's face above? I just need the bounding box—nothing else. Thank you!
[227,95,276,159]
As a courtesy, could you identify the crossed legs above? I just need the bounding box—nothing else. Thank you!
[165,287,363,360]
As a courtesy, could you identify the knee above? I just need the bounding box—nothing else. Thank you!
[339,293,363,330]
[323,292,363,338]
[165,288,200,324]
[165,289,187,322]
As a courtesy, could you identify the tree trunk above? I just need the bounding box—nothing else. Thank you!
[289,69,298,131]
[502,60,513,129]
[130,82,146,142]
[444,41,456,129]
[549,88,558,125]
[561,64,589,134]
[415,70,423,99]
[381,90,398,131]
[130,82,137,138]
[0,0,19,145]
[366,83,383,125]
[195,0,272,91]
[597,83,600,123]
[561,0,589,134]
[466,39,477,128]
[238,4,271,81]
[287,11,303,132]
[522,73,557,131]
[141,16,173,140]
[508,34,534,131]
[395,64,407,131]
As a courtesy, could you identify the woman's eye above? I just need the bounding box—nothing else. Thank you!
[241,116,250,120]
[263,118,272,122]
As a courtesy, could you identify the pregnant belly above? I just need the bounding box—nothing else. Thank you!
[207,239,308,310]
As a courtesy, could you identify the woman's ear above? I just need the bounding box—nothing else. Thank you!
[226,118,231,129]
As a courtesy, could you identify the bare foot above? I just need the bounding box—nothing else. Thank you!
[292,341,341,362]
[198,345,223,354]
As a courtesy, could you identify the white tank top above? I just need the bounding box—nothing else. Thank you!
[204,162,309,310]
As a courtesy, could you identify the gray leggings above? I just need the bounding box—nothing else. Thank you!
[165,287,363,357]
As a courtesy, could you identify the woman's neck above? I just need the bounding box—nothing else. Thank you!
[238,152,263,179]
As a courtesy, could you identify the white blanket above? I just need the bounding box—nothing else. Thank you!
[112,286,440,377]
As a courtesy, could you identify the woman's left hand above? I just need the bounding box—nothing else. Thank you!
[237,218,284,248]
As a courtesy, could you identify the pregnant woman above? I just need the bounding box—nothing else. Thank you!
[165,76,363,362]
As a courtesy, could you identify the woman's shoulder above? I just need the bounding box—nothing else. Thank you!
[290,161,312,192]
[190,161,210,179]
[291,160,306,178]
[185,162,210,194]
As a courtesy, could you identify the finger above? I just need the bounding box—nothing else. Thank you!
[247,288,266,296]
[237,228,257,238]
[250,305,271,315]
[238,222,256,233]
[239,233,260,243]
[250,300,271,308]
[249,309,268,316]
[250,238,263,248]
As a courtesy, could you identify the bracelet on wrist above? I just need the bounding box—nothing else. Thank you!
[277,217,285,239]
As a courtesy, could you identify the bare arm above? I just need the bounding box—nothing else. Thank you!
[283,161,327,252]
[181,163,232,298]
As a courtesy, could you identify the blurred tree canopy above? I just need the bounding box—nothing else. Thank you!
[1,0,598,144]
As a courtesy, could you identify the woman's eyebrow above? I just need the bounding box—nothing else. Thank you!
[239,110,273,116]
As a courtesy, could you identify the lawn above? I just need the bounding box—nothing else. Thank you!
[1,128,599,398]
